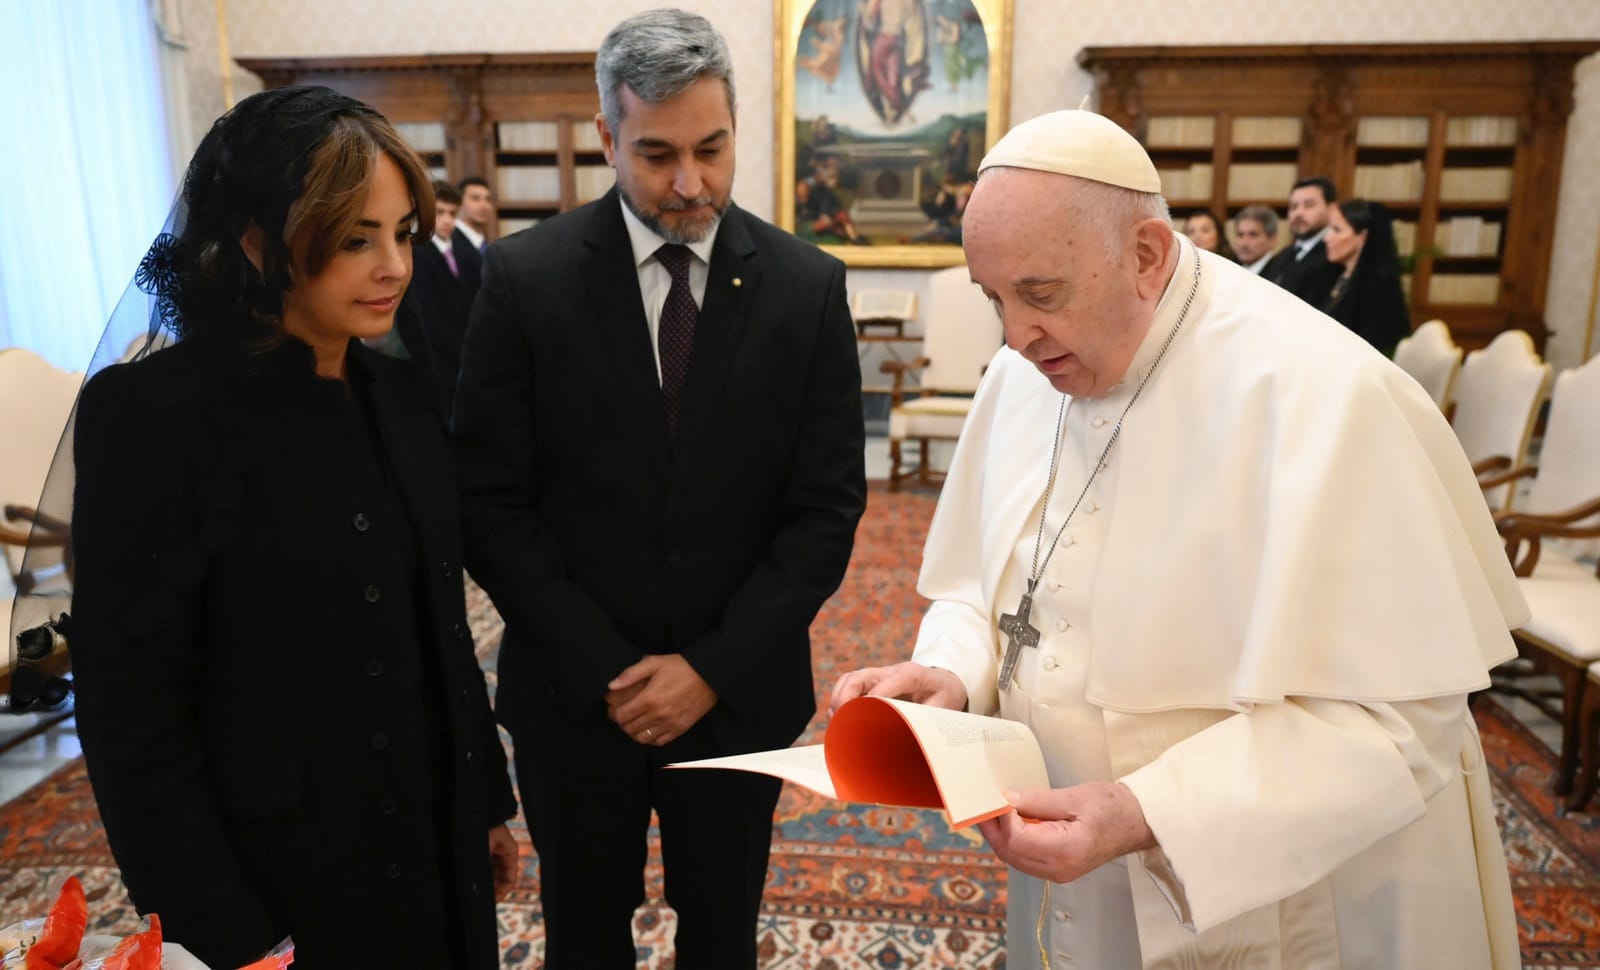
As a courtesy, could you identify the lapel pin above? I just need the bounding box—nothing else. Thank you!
[732,277,743,288]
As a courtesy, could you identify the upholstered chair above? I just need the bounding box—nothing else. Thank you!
[0,348,81,702]
[881,267,1003,490]
[1492,354,1600,804]
[1393,319,1463,414]
[1451,330,1552,511]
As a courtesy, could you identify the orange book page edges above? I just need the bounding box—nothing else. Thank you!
[825,697,943,809]
[823,697,1010,828]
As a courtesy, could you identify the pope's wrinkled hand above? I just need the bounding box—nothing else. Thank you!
[828,661,967,715]
[606,653,718,746]
[976,781,1158,885]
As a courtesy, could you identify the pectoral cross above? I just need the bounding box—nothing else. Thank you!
[997,581,1041,692]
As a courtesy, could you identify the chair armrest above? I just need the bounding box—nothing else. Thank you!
[2,504,74,588]
[878,357,931,408]
[1495,494,1600,528]
[1472,455,1513,477]
[878,356,930,375]
[1497,501,1600,577]
[1477,465,1538,490]
[4,505,69,535]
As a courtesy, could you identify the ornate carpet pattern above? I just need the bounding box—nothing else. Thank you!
[2,484,1598,968]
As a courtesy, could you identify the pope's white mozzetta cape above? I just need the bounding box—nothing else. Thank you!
[913,236,1526,969]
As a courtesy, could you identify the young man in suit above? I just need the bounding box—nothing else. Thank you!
[408,179,482,417]
[451,9,867,968]
[1262,176,1344,309]
[454,176,494,252]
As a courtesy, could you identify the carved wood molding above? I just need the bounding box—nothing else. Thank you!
[238,52,595,77]
[1078,41,1600,69]
[1307,65,1353,133]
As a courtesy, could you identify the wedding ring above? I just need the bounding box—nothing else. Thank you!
[644,727,655,741]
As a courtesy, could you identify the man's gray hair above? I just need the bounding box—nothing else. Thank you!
[1235,204,1279,236]
[1068,178,1171,263]
[596,9,736,134]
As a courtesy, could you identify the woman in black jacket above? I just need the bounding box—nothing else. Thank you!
[68,87,517,970]
[1322,198,1412,357]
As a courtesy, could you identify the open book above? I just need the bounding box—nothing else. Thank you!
[849,289,917,322]
[670,696,1047,828]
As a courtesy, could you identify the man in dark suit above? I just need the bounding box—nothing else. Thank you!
[454,176,494,253]
[452,9,867,969]
[1263,176,1344,309]
[408,179,481,417]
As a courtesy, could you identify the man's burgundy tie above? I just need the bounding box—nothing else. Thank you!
[655,244,698,434]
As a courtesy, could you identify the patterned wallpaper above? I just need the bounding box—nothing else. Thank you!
[206,0,1600,365]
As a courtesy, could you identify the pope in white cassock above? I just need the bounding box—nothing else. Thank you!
[830,109,1528,969]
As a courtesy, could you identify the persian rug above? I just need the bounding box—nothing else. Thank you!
[2,484,1598,969]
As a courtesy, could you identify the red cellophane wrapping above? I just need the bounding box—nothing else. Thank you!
[24,876,87,969]
[235,937,295,969]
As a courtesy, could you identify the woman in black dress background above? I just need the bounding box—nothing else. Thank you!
[1322,197,1412,357]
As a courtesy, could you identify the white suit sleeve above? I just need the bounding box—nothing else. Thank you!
[1118,693,1467,932]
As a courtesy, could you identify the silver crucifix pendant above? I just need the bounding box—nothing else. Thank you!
[997,581,1042,692]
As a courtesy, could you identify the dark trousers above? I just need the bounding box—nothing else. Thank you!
[512,702,782,969]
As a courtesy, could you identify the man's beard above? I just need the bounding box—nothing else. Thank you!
[622,190,729,244]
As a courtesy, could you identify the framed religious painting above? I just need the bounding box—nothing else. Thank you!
[776,0,1012,267]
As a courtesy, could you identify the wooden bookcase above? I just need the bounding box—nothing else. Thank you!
[1079,42,1600,351]
[238,53,607,241]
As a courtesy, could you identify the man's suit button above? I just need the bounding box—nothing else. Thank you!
[352,513,370,532]
[453,623,467,640]
[465,748,476,764]
[385,862,404,880]
[366,658,384,677]
[371,731,390,750]
[364,584,382,603]
[666,549,683,565]
[441,561,454,577]
[380,798,398,816]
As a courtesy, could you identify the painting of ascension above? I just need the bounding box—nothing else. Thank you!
[777,0,1012,267]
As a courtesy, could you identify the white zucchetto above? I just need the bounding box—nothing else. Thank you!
[978,108,1162,194]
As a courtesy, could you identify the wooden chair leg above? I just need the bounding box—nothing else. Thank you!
[917,438,931,485]
[1566,674,1600,813]
[888,437,904,492]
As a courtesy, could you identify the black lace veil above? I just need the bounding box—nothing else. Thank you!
[6,86,396,711]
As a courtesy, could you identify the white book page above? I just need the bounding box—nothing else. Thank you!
[667,744,836,799]
[878,698,1049,826]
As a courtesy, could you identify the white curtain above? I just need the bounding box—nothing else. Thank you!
[0,1,174,370]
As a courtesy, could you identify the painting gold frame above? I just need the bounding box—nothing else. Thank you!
[775,0,1012,267]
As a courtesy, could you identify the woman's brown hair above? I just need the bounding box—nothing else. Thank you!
[146,86,437,341]
[287,114,436,279]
